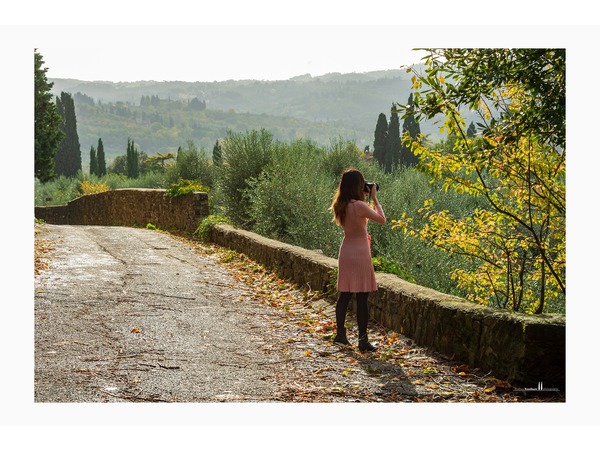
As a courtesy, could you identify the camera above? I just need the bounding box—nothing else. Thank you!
[364,181,380,193]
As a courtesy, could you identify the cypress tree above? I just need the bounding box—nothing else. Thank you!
[89,145,98,176]
[466,121,477,138]
[132,140,138,178]
[55,95,65,171]
[34,49,63,182]
[54,92,82,177]
[212,140,222,167]
[176,145,183,165]
[126,138,133,178]
[401,93,421,167]
[126,138,139,179]
[387,104,401,172]
[373,113,388,169]
[97,138,107,177]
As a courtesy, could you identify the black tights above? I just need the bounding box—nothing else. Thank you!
[336,292,369,337]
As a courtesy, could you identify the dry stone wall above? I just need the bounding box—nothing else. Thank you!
[34,188,209,232]
[209,223,565,389]
[34,189,565,388]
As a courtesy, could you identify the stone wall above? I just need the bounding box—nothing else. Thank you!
[33,189,566,388]
[34,188,209,232]
[209,223,566,388]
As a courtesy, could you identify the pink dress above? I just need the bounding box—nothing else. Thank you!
[337,200,386,292]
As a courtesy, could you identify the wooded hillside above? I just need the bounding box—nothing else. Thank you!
[49,68,457,166]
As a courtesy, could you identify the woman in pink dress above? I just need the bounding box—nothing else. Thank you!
[329,169,386,351]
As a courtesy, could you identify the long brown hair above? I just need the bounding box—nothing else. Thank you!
[329,168,366,226]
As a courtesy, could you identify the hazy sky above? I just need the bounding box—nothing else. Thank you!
[8,1,597,83]
[31,23,584,84]
[36,27,429,83]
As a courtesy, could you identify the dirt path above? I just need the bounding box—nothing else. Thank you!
[34,223,563,403]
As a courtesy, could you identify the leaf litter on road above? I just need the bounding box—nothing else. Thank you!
[34,224,564,403]
[168,230,565,403]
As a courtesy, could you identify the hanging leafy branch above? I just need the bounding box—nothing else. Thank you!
[393,49,565,314]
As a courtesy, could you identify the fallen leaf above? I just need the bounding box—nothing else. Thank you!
[493,379,512,389]
[453,364,470,373]
[131,328,140,333]
[364,365,382,376]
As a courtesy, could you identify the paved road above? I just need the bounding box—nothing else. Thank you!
[35,224,280,402]
[34,224,561,405]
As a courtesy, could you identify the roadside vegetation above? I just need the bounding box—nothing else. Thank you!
[34,49,565,315]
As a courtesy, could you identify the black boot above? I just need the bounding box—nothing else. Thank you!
[358,334,376,352]
[334,328,350,345]
[356,293,375,351]
[334,292,352,346]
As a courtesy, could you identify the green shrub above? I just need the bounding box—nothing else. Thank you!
[216,129,275,226]
[372,256,416,283]
[34,175,80,206]
[194,214,232,241]
[164,140,215,187]
[246,138,342,255]
[321,137,364,179]
[165,178,210,197]
[100,173,129,189]
[119,171,167,189]
[78,180,110,196]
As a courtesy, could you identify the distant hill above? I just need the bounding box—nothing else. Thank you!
[49,68,459,169]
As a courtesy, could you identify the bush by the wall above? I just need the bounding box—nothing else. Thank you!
[216,129,275,226]
[195,214,232,241]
